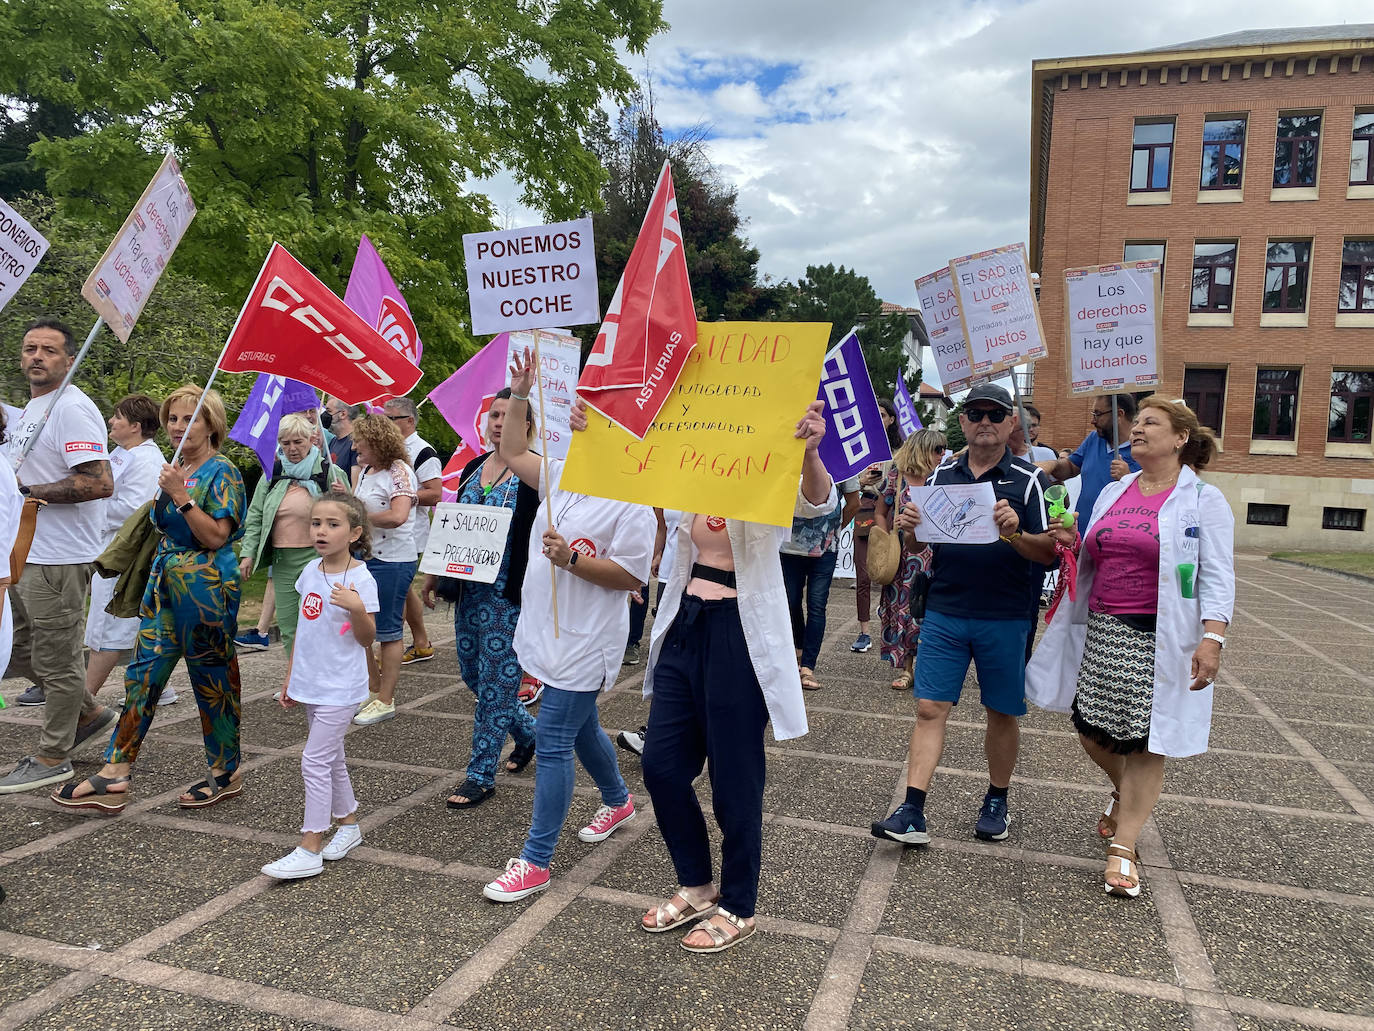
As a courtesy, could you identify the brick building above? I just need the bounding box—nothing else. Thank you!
[1030,26,1374,550]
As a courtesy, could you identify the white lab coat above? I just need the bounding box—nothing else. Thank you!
[1025,466,1235,758]
[644,482,838,741]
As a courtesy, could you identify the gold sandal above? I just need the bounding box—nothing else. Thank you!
[1104,843,1141,898]
[642,891,719,933]
[890,670,914,691]
[680,907,756,954]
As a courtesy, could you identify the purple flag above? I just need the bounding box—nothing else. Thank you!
[816,331,891,481]
[344,234,422,404]
[230,374,319,472]
[427,333,512,461]
[893,376,923,438]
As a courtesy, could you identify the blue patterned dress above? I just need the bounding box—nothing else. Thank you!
[453,465,536,790]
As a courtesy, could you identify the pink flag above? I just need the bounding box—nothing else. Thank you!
[427,333,510,472]
[344,235,423,402]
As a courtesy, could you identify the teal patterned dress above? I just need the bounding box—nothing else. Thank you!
[107,454,247,772]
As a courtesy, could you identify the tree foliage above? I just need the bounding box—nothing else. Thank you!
[0,0,665,446]
[776,263,918,405]
[587,84,781,334]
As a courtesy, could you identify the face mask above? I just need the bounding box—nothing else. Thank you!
[319,410,333,431]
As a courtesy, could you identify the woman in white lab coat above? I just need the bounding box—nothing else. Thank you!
[1026,396,1234,898]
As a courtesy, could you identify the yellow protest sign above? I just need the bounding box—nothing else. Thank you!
[561,321,831,527]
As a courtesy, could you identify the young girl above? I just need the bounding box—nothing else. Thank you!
[262,495,380,881]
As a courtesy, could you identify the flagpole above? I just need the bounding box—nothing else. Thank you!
[532,328,560,640]
[16,317,105,471]
[169,333,237,468]
[1010,365,1032,444]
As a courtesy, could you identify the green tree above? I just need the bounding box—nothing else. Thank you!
[1,0,665,446]
[588,84,782,334]
[943,400,967,453]
[777,263,917,403]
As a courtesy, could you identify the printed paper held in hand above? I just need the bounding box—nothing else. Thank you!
[909,483,1000,545]
[419,503,515,584]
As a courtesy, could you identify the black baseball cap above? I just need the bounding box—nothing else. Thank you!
[963,383,1014,411]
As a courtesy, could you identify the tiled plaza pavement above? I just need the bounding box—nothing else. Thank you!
[0,554,1368,1029]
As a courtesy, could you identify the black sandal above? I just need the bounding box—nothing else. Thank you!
[178,769,243,809]
[505,741,535,774]
[52,774,131,814]
[446,779,494,809]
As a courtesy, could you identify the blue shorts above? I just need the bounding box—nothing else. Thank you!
[366,558,417,643]
[914,609,1030,717]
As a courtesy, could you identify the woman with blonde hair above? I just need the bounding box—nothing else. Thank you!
[1027,396,1234,898]
[53,385,248,813]
[349,412,418,727]
[875,428,947,690]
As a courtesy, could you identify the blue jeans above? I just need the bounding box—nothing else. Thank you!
[520,686,629,869]
[780,550,838,670]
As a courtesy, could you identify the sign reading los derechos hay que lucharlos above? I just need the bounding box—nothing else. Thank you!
[947,242,1047,380]
[1063,261,1162,395]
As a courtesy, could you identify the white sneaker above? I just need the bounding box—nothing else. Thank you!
[261,847,324,880]
[321,824,363,861]
[356,691,379,714]
[161,687,179,705]
[352,700,396,726]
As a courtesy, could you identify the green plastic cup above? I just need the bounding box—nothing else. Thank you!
[1177,562,1196,599]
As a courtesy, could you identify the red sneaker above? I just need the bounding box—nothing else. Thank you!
[578,793,636,842]
[483,857,550,902]
[518,675,543,707]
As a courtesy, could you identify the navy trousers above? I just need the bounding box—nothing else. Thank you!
[642,594,769,918]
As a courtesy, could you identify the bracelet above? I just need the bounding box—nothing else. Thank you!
[1201,631,1226,649]
[510,391,529,402]
[1000,531,1021,543]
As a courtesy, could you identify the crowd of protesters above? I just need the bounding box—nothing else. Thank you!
[0,317,1235,945]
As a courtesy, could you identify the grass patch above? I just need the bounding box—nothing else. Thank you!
[1270,551,1374,578]
[238,566,271,627]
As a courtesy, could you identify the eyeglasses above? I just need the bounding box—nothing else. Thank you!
[964,407,1009,424]
[1090,408,1111,419]
[386,415,408,423]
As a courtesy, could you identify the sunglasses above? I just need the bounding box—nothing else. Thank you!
[964,407,1009,424]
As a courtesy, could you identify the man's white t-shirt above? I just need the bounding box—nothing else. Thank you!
[102,439,165,541]
[513,459,654,693]
[355,462,418,562]
[287,559,380,706]
[7,387,110,564]
[403,432,443,556]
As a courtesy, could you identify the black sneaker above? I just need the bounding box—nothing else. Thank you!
[975,793,1012,841]
[871,802,929,845]
[14,685,45,706]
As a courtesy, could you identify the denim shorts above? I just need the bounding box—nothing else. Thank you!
[913,609,1030,717]
[366,558,416,643]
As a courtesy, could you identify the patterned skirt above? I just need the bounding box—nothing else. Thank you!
[1072,611,1156,754]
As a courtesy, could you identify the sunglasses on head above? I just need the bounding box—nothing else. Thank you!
[964,407,1009,424]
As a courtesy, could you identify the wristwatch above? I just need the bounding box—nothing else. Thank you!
[177,499,195,515]
[1201,632,1226,649]
[17,486,30,498]
[568,550,579,568]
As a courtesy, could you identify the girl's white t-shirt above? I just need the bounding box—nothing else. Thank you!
[355,461,418,562]
[287,559,380,706]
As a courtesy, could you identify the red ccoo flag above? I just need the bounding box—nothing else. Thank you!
[578,160,696,438]
[219,243,424,405]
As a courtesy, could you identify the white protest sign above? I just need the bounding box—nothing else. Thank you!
[1064,261,1162,395]
[463,216,598,335]
[509,328,580,461]
[419,503,515,583]
[81,152,197,343]
[948,242,1047,381]
[915,266,979,394]
[910,482,1000,545]
[0,199,49,312]
[834,522,856,580]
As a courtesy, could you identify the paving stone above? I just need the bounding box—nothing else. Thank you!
[1252,690,1374,725]
[0,954,67,1010]
[341,711,469,771]
[1238,671,1373,698]
[762,752,900,830]
[1185,883,1374,1016]
[850,949,1193,1030]
[16,977,335,1030]
[1280,721,1374,764]
[0,804,85,852]
[451,897,829,1030]
[1164,752,1352,813]
[771,708,914,762]
[1334,761,1374,802]
[152,863,521,1014]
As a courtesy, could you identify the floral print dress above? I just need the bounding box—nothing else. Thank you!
[878,466,932,668]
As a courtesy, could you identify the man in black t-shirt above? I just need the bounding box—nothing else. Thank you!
[872,383,1056,847]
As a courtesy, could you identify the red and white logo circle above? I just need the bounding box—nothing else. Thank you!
[302,593,325,620]
[705,516,727,533]
[570,538,597,558]
[376,296,422,365]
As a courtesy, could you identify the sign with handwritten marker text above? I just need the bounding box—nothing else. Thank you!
[1063,261,1162,395]
[915,265,980,394]
[419,503,515,583]
[561,322,831,527]
[948,242,1047,380]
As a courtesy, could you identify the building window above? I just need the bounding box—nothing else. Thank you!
[1183,368,1227,433]
[1201,117,1246,189]
[1273,113,1321,187]
[1123,242,1165,284]
[1191,242,1237,313]
[1321,507,1366,531]
[1328,370,1374,443]
[1247,503,1290,527]
[1131,120,1174,192]
[1252,369,1300,440]
[1351,111,1374,185]
[1262,241,1310,312]
[1339,240,1374,312]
